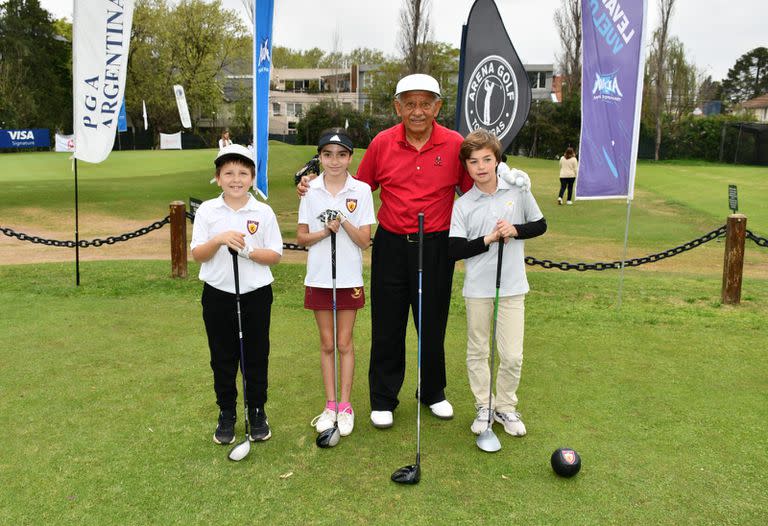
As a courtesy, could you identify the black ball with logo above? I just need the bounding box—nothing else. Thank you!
[551,448,581,478]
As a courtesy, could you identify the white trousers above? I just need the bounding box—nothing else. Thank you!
[465,294,525,413]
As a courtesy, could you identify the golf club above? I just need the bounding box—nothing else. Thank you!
[476,240,504,453]
[391,212,425,485]
[316,228,341,448]
[228,248,251,462]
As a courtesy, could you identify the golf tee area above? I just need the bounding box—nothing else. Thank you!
[1,146,767,524]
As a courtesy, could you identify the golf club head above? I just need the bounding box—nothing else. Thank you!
[315,425,341,448]
[476,429,502,453]
[228,439,251,461]
[391,464,421,485]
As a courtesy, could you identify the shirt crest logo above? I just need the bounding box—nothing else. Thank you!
[247,220,259,234]
[434,155,442,166]
[346,198,358,213]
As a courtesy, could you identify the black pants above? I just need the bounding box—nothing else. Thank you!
[202,283,272,412]
[558,177,575,201]
[369,227,454,410]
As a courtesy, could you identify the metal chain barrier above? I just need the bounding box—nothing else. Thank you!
[1,217,170,248]
[524,225,727,271]
[2,221,753,268]
[746,229,768,248]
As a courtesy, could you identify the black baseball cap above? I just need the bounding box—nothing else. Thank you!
[317,130,354,154]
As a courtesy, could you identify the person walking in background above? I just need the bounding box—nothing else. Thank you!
[558,147,578,205]
[218,130,233,152]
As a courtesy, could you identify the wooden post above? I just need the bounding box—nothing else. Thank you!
[721,214,747,305]
[170,201,188,278]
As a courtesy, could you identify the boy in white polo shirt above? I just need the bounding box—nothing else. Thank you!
[297,128,375,437]
[449,129,546,437]
[191,144,283,445]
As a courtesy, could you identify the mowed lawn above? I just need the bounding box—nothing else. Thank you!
[1,148,767,523]
[0,261,766,524]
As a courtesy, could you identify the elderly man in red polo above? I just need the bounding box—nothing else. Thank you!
[355,74,475,428]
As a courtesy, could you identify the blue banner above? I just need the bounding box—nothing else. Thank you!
[0,129,50,148]
[118,98,128,132]
[253,0,275,199]
[577,0,647,200]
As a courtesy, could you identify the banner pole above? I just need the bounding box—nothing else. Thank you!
[617,197,632,309]
[74,158,81,286]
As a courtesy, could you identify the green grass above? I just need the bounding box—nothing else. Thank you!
[1,261,767,524]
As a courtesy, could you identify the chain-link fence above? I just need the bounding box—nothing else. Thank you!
[3,217,766,269]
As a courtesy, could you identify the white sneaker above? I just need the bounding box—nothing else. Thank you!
[470,406,493,435]
[557,197,563,205]
[494,410,527,436]
[429,399,454,419]
[566,200,573,205]
[338,410,354,436]
[370,410,393,428]
[310,408,335,433]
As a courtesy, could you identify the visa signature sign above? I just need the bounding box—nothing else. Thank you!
[0,129,51,148]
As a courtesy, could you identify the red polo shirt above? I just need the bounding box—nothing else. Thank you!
[356,122,473,234]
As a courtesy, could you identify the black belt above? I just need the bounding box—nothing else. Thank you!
[385,229,447,243]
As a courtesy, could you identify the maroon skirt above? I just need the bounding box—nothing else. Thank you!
[304,286,365,310]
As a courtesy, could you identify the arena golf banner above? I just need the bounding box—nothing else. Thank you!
[73,0,134,164]
[253,0,275,199]
[0,129,50,148]
[577,0,647,200]
[455,0,532,152]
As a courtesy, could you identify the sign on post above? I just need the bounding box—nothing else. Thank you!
[0,129,51,148]
[728,184,738,213]
[189,197,203,223]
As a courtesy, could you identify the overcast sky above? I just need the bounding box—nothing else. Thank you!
[41,0,766,81]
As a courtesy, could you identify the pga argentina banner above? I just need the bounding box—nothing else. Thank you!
[73,0,134,164]
[455,0,531,152]
[577,0,647,200]
[253,0,275,199]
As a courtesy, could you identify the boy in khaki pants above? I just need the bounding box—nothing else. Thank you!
[449,129,547,436]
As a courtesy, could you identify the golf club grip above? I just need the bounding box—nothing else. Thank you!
[330,231,336,280]
[417,213,424,272]
[231,252,240,296]
[496,240,504,289]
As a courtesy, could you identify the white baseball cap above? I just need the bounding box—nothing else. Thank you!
[395,74,441,97]
[214,143,254,167]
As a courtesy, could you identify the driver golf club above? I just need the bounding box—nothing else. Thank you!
[316,229,341,448]
[228,248,251,462]
[391,212,425,485]
[476,240,504,453]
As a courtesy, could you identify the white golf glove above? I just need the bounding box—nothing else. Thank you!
[237,243,253,260]
[497,162,531,192]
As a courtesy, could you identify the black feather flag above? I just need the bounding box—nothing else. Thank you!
[455,0,532,151]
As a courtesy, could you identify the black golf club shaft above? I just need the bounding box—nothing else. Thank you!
[487,240,504,428]
[415,212,424,467]
[331,231,339,429]
[231,251,250,441]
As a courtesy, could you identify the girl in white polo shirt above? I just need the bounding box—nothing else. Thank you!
[297,128,376,437]
[191,144,283,446]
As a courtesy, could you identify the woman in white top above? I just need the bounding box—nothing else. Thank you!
[558,147,578,205]
[218,130,232,152]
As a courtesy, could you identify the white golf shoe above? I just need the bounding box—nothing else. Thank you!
[470,406,492,435]
[311,408,335,433]
[370,410,393,428]
[338,410,354,436]
[429,399,454,419]
[494,410,527,436]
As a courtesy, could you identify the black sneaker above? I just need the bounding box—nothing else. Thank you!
[213,409,236,445]
[248,407,271,442]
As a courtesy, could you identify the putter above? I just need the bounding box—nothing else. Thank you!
[228,248,251,462]
[316,229,341,448]
[391,212,425,485]
[476,240,504,453]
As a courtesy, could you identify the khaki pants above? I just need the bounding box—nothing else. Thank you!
[465,295,525,413]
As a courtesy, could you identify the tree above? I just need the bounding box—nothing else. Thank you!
[0,0,71,132]
[553,0,581,92]
[398,0,433,74]
[721,47,768,105]
[647,0,676,161]
[126,0,248,141]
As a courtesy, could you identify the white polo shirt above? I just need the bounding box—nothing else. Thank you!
[449,177,543,298]
[191,193,283,293]
[298,172,376,288]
